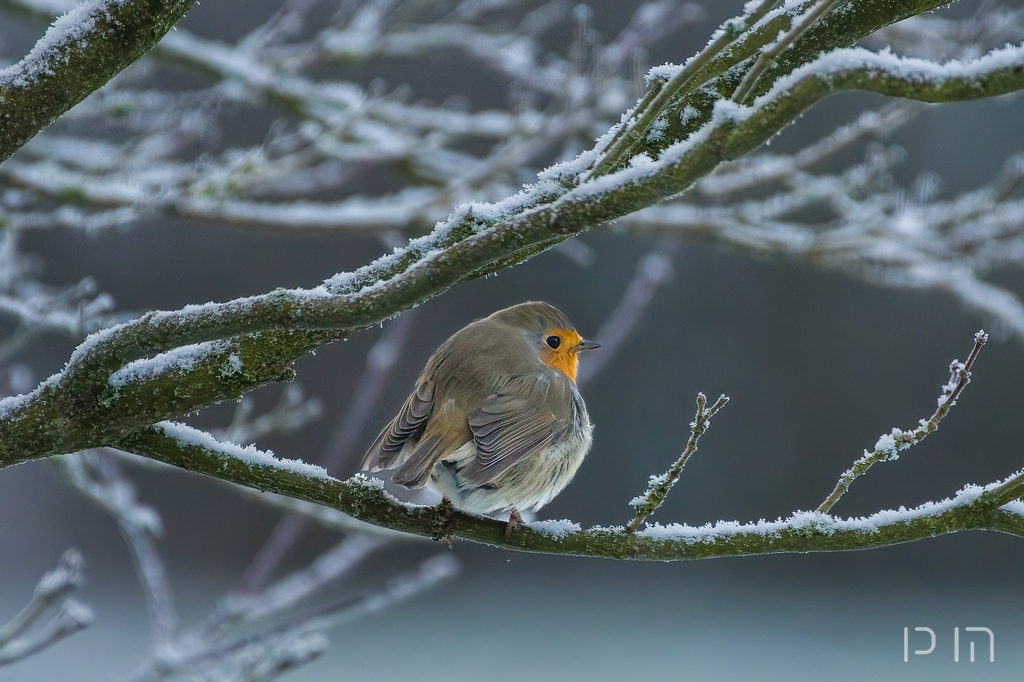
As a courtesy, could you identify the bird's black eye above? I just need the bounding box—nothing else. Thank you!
[545,335,561,349]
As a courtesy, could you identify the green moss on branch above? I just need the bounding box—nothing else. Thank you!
[116,424,1021,562]
[0,0,196,163]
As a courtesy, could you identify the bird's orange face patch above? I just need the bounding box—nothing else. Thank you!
[539,327,584,382]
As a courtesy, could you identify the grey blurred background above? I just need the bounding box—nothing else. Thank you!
[3,0,1024,680]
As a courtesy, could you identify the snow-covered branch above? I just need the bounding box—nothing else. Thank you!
[0,0,195,162]
[11,0,1015,243]
[3,0,1024,651]
[2,0,699,235]
[10,2,1020,476]
[620,130,1024,344]
[1,0,1023,562]
[2,1,1023,386]
[866,6,1024,61]
[731,0,847,105]
[80,333,1024,562]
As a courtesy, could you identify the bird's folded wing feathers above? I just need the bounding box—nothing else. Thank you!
[360,379,434,472]
[460,374,575,486]
[391,433,446,488]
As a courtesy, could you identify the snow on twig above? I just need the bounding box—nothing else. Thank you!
[627,393,729,532]
[818,331,988,514]
[0,549,93,665]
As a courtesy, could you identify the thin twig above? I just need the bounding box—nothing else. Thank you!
[51,451,177,644]
[591,0,777,177]
[732,0,847,104]
[145,535,383,673]
[126,550,455,681]
[89,453,177,644]
[627,393,729,532]
[222,534,384,624]
[220,384,323,445]
[0,599,94,665]
[817,330,988,514]
[0,549,93,665]
[175,555,458,675]
[0,548,85,645]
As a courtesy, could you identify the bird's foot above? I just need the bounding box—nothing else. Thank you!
[505,509,523,539]
[432,497,456,543]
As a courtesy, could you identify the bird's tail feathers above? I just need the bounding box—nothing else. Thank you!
[360,427,404,472]
[392,434,446,489]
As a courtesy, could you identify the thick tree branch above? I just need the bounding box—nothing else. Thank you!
[3,2,1024,475]
[0,329,340,467]
[1,0,1024,569]
[0,0,196,162]
[110,420,1024,562]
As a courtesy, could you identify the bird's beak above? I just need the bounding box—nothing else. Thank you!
[572,339,602,352]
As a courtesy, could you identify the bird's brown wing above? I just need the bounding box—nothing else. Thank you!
[460,373,576,487]
[360,379,435,472]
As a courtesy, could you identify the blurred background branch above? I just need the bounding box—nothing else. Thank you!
[0,549,93,665]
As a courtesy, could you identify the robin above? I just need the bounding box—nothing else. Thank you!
[361,301,600,534]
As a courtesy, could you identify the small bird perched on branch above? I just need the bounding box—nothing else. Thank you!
[361,301,599,534]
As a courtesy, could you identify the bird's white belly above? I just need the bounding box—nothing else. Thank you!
[427,423,593,515]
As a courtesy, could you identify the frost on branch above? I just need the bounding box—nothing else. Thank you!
[98,332,1024,566]
[5,0,1024,352]
[7,0,1024,676]
[52,438,457,680]
[817,332,988,514]
[622,110,1024,343]
[627,393,729,532]
[1,0,705,232]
